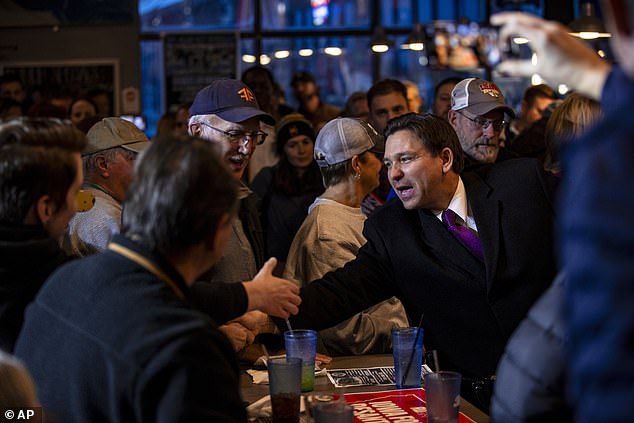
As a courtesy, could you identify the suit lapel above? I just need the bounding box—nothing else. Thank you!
[463,172,500,293]
[417,209,484,281]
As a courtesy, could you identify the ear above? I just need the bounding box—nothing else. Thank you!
[439,147,454,174]
[447,109,459,129]
[190,123,202,137]
[95,155,110,178]
[35,195,56,226]
[350,155,362,174]
[520,99,529,114]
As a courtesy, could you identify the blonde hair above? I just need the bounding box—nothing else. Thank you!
[545,93,601,171]
[0,352,39,408]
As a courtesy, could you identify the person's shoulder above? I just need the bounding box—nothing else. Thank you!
[251,166,275,196]
[469,157,543,182]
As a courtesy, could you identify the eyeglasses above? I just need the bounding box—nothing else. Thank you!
[457,111,507,132]
[198,122,267,146]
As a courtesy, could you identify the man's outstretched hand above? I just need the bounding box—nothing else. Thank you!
[243,258,301,318]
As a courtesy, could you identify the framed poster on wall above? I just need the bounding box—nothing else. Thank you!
[163,33,238,110]
[0,59,120,115]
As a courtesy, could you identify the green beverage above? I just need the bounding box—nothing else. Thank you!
[285,330,317,393]
[301,362,315,392]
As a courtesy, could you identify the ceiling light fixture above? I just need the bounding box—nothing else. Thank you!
[370,27,392,53]
[569,2,611,40]
[401,23,425,51]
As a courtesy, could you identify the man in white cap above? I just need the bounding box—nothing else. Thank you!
[448,77,516,169]
[65,117,150,256]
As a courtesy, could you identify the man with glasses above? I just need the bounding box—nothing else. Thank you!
[65,117,151,256]
[188,79,274,290]
[448,77,517,170]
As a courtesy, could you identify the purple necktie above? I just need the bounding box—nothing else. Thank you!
[442,209,484,261]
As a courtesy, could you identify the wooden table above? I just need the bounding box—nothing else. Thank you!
[240,354,489,422]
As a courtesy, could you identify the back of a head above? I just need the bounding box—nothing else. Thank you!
[121,135,239,256]
[314,117,383,186]
[0,118,86,224]
[0,352,39,408]
[523,84,557,106]
[545,93,602,151]
[343,92,368,117]
[367,79,407,108]
[434,77,462,99]
[385,112,464,174]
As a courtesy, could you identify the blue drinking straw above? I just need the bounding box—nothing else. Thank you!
[402,313,424,387]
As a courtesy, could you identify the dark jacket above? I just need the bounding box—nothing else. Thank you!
[251,166,322,262]
[279,158,557,380]
[0,224,70,352]
[15,235,247,422]
[491,273,571,422]
[563,66,634,423]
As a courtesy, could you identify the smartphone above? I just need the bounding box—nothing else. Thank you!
[478,26,525,68]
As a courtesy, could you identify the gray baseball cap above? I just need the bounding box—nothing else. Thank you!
[314,118,384,167]
[451,77,515,117]
[84,117,151,156]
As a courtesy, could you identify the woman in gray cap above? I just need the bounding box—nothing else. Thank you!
[284,117,408,356]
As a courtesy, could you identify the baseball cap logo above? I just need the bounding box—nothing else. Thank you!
[479,83,501,98]
[289,125,299,136]
[238,87,256,102]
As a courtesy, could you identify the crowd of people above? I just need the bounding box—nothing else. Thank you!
[1,5,633,422]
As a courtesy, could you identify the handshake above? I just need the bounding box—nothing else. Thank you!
[220,258,300,352]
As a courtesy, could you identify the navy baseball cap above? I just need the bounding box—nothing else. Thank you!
[189,79,275,125]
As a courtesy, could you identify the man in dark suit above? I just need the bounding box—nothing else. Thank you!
[242,113,557,410]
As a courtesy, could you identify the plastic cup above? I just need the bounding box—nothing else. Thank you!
[392,327,424,388]
[267,357,302,423]
[284,329,317,392]
[312,402,354,423]
[424,371,462,423]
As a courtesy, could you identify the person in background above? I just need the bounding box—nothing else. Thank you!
[0,74,27,113]
[341,91,370,122]
[507,84,558,142]
[291,71,341,132]
[448,77,517,170]
[367,79,410,133]
[65,117,151,256]
[403,80,424,113]
[87,88,112,116]
[431,77,461,120]
[0,118,87,352]
[68,96,97,128]
[251,114,323,275]
[492,7,633,422]
[15,135,298,422]
[544,93,601,176]
[284,117,407,356]
[364,79,411,216]
[0,98,23,120]
[242,66,294,181]
[155,111,177,137]
[174,102,191,136]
